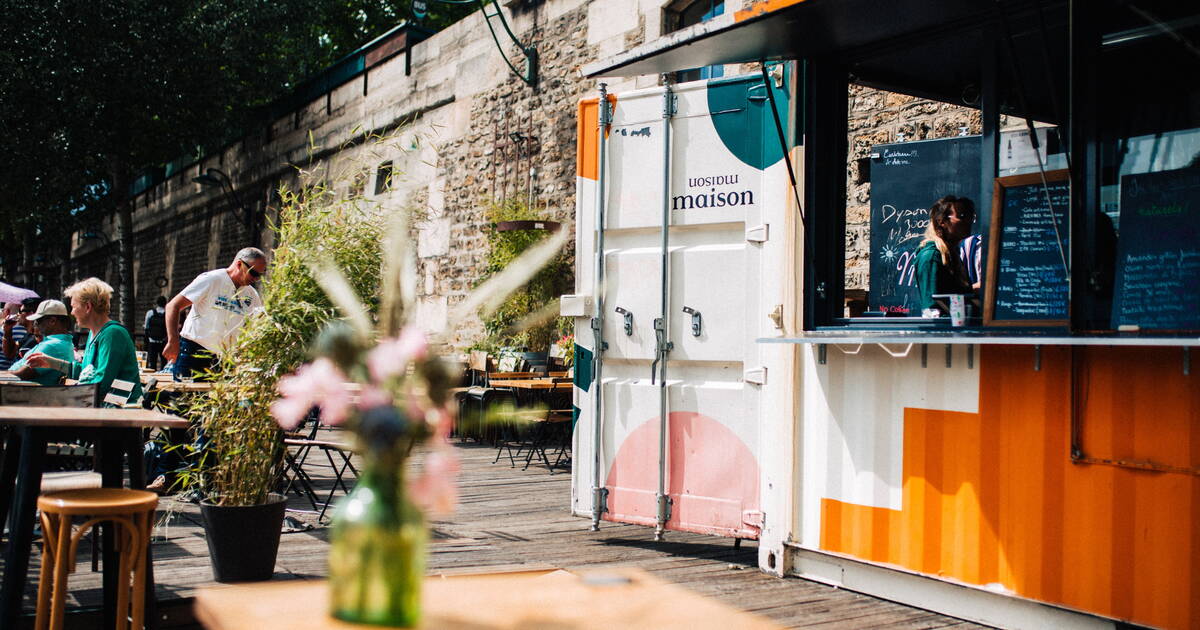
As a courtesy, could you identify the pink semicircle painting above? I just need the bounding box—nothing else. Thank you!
[604,411,760,538]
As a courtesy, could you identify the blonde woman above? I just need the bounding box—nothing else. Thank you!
[914,196,976,315]
[26,277,143,404]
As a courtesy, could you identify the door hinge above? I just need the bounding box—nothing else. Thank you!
[743,367,767,385]
[742,509,764,529]
[745,224,769,243]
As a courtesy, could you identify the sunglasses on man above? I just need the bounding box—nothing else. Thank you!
[240,260,262,279]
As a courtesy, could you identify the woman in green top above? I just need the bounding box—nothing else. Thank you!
[9,299,76,385]
[914,195,976,315]
[26,278,143,405]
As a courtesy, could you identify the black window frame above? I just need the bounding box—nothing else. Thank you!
[801,2,1199,338]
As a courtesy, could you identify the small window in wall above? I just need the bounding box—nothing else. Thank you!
[664,0,724,83]
[374,160,395,195]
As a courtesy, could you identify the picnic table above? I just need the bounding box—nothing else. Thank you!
[194,568,783,629]
[0,406,188,630]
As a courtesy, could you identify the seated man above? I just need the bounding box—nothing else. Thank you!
[9,300,75,386]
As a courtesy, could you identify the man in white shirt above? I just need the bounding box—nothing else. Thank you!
[163,247,267,380]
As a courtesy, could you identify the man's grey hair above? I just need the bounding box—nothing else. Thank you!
[235,247,268,265]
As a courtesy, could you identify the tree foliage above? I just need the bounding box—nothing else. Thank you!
[0,0,474,303]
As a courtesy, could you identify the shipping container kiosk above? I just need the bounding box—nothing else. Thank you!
[568,2,1199,629]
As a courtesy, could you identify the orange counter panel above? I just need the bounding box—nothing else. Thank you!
[821,345,1200,629]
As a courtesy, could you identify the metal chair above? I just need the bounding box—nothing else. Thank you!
[277,413,359,521]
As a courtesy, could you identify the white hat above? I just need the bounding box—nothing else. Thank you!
[27,299,68,321]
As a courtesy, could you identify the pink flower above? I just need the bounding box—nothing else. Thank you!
[356,385,393,410]
[271,358,353,429]
[367,326,428,383]
[429,407,453,441]
[409,447,460,516]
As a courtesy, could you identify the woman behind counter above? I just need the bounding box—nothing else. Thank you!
[914,195,976,316]
[25,277,143,405]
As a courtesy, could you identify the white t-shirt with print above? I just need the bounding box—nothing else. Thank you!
[179,269,263,355]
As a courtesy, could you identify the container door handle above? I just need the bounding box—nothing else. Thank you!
[681,306,702,337]
[614,306,633,336]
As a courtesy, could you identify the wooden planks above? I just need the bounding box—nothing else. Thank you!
[5,433,989,629]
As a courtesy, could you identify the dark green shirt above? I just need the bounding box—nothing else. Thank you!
[70,321,144,405]
[914,241,972,313]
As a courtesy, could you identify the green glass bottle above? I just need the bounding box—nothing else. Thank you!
[328,464,426,626]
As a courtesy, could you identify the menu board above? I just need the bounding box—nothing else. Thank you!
[984,170,1071,326]
[869,137,981,314]
[1111,167,1200,331]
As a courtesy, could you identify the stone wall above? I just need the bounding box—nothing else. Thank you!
[70,0,751,348]
[72,0,972,345]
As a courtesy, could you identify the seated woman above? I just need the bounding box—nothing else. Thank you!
[9,300,76,385]
[25,278,143,405]
[914,195,976,315]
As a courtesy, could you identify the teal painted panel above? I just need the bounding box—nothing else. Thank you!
[705,68,792,170]
[573,343,593,392]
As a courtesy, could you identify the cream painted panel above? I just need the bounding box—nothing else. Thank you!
[799,343,981,547]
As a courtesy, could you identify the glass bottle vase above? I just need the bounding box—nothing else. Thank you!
[328,465,426,626]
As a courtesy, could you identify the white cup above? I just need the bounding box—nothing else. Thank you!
[949,295,966,327]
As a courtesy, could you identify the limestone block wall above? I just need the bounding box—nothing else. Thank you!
[73,0,760,347]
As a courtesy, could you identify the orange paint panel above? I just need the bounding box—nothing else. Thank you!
[820,345,1199,629]
[575,95,617,180]
[734,0,807,22]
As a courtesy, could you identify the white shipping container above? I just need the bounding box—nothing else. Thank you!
[568,71,800,544]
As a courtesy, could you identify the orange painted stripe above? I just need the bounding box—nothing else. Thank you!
[575,94,617,181]
[734,0,807,23]
[820,345,1199,629]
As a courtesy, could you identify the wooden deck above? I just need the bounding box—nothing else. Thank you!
[9,435,988,629]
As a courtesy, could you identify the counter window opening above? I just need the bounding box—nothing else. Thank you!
[802,2,1200,336]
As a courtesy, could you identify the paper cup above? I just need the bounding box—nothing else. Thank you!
[949,295,966,326]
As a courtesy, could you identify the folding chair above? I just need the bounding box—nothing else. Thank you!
[101,378,143,408]
[278,413,359,521]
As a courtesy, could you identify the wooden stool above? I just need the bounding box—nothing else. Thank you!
[35,489,157,630]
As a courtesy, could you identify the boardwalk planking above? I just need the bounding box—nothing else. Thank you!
[4,436,988,629]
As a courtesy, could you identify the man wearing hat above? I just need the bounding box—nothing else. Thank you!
[9,299,76,386]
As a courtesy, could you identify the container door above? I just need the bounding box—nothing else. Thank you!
[574,74,789,539]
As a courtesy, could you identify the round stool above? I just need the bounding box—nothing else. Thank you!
[35,488,157,630]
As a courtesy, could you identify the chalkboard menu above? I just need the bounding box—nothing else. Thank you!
[984,170,1071,326]
[1111,167,1200,331]
[869,137,981,314]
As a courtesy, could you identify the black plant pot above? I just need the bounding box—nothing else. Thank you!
[200,493,287,583]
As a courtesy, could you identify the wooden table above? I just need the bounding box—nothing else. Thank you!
[488,378,572,390]
[0,407,188,630]
[152,380,216,393]
[194,568,783,629]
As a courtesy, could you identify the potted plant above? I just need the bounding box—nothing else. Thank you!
[185,170,386,582]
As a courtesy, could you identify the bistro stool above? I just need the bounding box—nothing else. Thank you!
[34,489,157,630]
